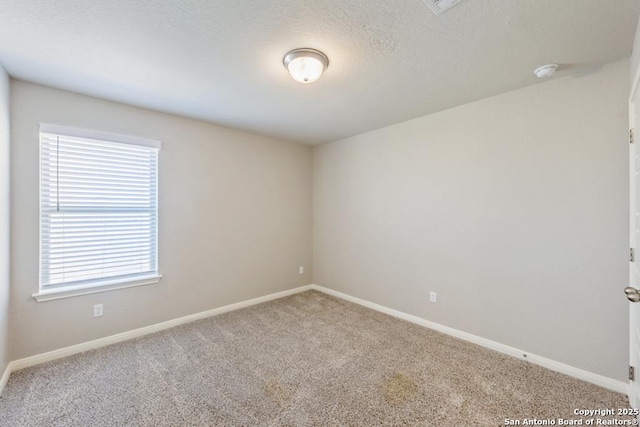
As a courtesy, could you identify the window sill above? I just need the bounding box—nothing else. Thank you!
[32,274,162,302]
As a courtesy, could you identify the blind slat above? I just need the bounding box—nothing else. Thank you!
[45,243,155,258]
[47,258,154,275]
[43,249,154,265]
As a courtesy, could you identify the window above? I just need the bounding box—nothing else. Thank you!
[38,124,160,299]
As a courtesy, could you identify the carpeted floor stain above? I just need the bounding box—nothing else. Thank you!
[384,372,418,405]
[263,378,293,405]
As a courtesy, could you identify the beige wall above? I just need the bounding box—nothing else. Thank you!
[0,65,10,375]
[313,61,630,382]
[10,80,313,360]
[632,17,640,89]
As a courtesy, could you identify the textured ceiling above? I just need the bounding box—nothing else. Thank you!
[0,0,639,145]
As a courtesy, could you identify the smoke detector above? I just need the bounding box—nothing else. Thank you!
[422,0,463,15]
[533,64,558,78]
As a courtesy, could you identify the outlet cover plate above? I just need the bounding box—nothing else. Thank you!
[93,304,103,317]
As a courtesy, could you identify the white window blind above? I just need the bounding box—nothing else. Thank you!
[39,125,160,293]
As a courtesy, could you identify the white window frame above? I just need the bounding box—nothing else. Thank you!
[34,124,162,302]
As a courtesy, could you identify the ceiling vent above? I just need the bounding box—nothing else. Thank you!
[422,0,463,15]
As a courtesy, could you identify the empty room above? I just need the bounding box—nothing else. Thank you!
[1,0,640,425]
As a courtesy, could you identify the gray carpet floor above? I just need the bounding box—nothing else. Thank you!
[0,290,633,426]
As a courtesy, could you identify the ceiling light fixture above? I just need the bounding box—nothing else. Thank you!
[533,64,558,78]
[283,48,329,84]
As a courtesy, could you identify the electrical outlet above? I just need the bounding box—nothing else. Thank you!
[299,266,304,274]
[429,291,437,303]
[93,304,103,317]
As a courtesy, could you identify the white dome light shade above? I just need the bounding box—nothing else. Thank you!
[283,48,329,84]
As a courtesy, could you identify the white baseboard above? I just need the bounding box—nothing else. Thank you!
[0,363,10,397]
[7,285,313,375]
[2,283,627,397]
[309,284,629,395]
